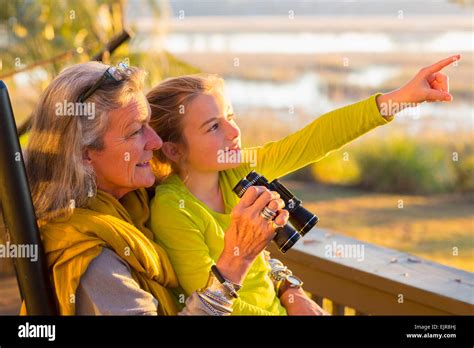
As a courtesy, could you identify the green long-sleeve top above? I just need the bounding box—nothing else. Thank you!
[149,93,394,315]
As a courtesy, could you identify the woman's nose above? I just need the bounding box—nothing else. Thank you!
[145,125,163,151]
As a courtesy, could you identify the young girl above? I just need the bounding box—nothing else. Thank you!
[147,55,459,315]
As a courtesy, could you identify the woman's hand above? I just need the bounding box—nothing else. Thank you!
[280,288,329,316]
[216,186,289,285]
[376,54,461,116]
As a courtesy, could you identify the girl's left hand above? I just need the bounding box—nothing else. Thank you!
[376,54,461,116]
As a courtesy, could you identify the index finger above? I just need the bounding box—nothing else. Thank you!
[424,54,461,74]
[238,186,268,208]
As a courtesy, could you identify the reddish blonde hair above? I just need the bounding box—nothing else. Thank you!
[146,74,225,181]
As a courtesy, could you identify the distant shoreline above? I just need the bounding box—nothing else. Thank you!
[136,15,474,33]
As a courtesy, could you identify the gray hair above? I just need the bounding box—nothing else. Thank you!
[25,61,145,223]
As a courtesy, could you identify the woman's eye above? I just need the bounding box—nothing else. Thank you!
[227,113,235,121]
[131,125,145,136]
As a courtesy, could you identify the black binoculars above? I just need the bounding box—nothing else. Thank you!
[233,171,319,253]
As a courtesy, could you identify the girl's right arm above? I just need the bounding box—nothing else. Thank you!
[234,93,393,183]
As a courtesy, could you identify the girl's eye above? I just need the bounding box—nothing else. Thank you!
[227,113,235,121]
[208,123,219,132]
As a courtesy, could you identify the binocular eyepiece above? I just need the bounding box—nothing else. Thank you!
[233,171,319,253]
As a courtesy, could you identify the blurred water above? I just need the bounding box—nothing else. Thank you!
[225,73,332,113]
[347,66,400,88]
[163,31,473,54]
[165,32,393,53]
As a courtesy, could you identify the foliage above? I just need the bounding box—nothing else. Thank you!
[304,136,471,194]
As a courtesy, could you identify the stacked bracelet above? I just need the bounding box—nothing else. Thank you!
[211,265,242,298]
[196,265,242,316]
[197,290,233,315]
[268,257,303,297]
[268,258,290,281]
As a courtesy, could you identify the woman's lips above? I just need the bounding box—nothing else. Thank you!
[136,160,151,168]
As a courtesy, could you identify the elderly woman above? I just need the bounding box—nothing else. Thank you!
[22,61,323,315]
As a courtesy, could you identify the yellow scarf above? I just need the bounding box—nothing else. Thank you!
[20,188,179,315]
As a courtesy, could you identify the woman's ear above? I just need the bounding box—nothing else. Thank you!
[161,142,183,163]
[82,148,93,165]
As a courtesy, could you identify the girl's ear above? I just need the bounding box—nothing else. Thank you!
[161,142,183,163]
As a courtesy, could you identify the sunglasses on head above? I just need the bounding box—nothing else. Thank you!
[78,62,131,103]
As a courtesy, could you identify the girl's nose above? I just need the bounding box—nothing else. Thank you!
[226,120,241,141]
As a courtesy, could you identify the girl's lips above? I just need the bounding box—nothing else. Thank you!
[226,146,241,152]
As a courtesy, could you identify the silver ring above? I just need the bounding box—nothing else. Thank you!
[260,206,277,221]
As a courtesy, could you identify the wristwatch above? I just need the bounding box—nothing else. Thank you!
[276,274,304,297]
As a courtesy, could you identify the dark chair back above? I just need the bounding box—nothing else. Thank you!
[0,81,57,315]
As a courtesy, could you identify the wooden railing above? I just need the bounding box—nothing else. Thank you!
[267,228,474,315]
[2,206,473,315]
